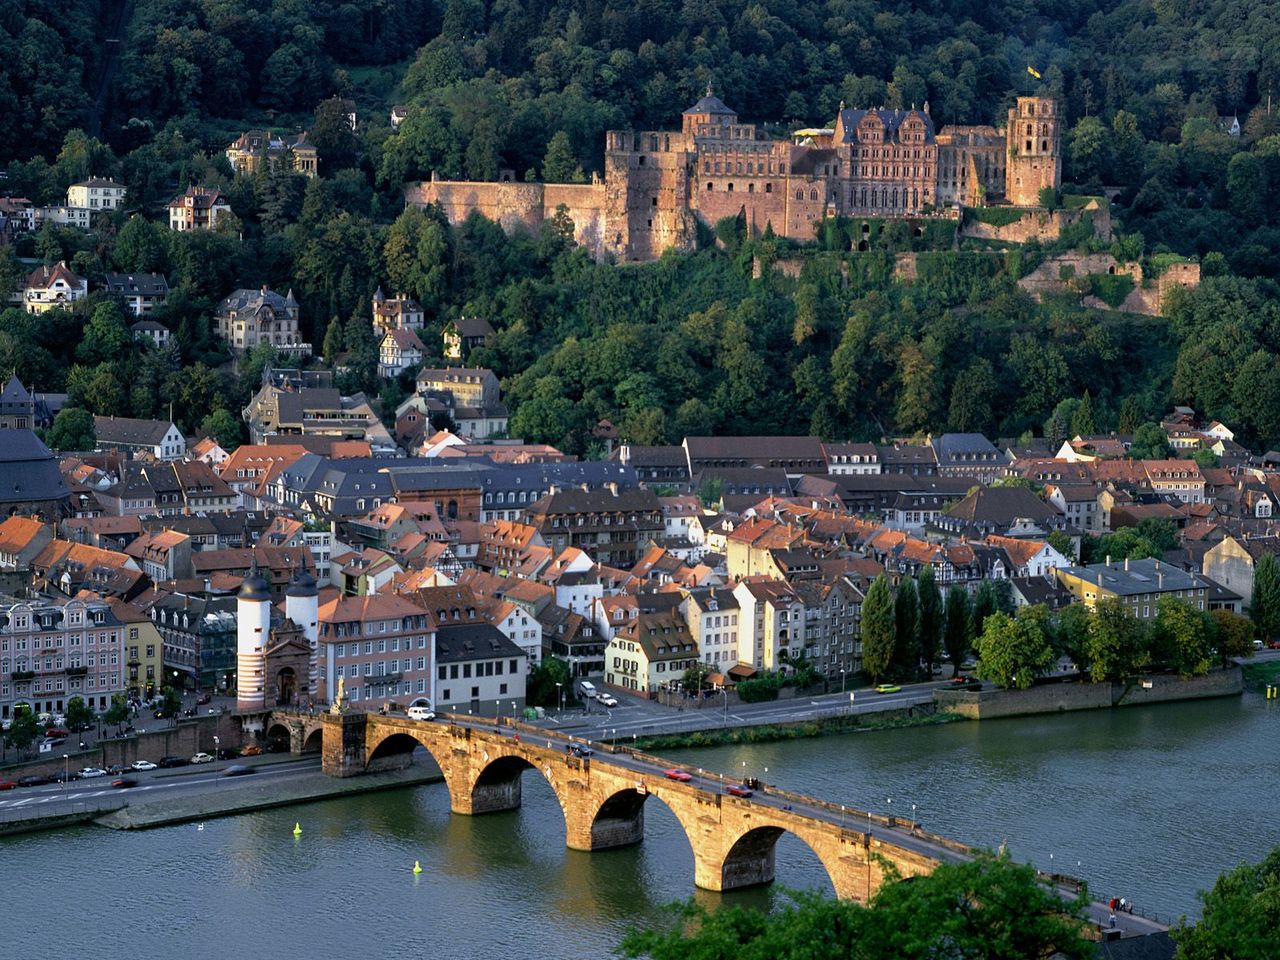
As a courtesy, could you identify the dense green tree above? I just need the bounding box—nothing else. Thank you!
[1250,554,1280,641]
[199,408,242,450]
[917,566,943,677]
[1054,603,1092,671]
[542,131,585,183]
[1211,609,1256,666]
[860,575,895,684]
[1151,598,1214,678]
[45,406,95,451]
[1173,846,1280,960]
[892,577,920,679]
[526,656,572,708]
[1084,598,1148,682]
[975,608,1056,690]
[1129,422,1172,460]
[973,580,999,639]
[76,303,131,365]
[6,705,39,757]
[943,587,974,671]
[1070,390,1095,436]
[622,852,1093,960]
[65,696,95,733]
[104,694,130,734]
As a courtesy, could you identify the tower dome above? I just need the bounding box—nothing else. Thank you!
[286,567,318,598]
[238,571,271,602]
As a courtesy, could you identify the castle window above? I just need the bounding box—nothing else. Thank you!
[638,155,645,166]
[809,188,818,201]
[704,161,709,172]
[748,183,754,193]
[727,182,733,192]
[795,188,804,200]
[1026,140,1032,152]
[651,197,658,206]
[1041,140,1047,151]
[765,183,772,193]
[1026,124,1033,135]
[707,183,714,191]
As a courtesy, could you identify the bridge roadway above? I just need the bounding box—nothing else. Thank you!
[270,708,1167,936]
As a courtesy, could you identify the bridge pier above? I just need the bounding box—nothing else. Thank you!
[321,712,369,778]
[712,826,782,892]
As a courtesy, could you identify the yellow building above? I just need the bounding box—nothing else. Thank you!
[110,600,164,698]
[226,130,318,178]
[1055,557,1207,619]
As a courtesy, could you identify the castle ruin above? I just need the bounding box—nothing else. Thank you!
[405,90,1062,262]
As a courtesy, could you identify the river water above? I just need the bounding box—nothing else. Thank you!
[7,688,1277,958]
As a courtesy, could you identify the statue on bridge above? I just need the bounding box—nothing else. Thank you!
[330,677,347,714]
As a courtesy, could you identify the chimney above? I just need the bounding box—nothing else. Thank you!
[1124,557,1129,571]
[1158,571,1164,589]
[1105,554,1111,567]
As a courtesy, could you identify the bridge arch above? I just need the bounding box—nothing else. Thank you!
[301,727,323,753]
[365,726,469,812]
[265,721,291,749]
[583,784,707,854]
[467,749,572,824]
[718,823,843,895]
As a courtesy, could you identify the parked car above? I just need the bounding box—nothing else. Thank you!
[196,693,212,705]
[407,705,436,721]
[131,759,157,771]
[215,748,239,760]
[1269,641,1280,650]
[596,693,619,708]
[875,684,902,694]
[17,775,49,787]
[106,764,129,775]
[190,752,214,764]
[725,783,753,798]
[44,727,70,739]
[110,777,137,789]
[0,779,17,790]
[50,769,78,783]
[78,767,107,778]
[663,768,693,782]
[157,756,189,768]
[222,764,253,777]
[239,744,263,756]
[948,676,982,690]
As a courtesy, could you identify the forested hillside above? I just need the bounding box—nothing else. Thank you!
[4,0,1280,455]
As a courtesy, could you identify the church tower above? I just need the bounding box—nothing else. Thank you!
[1005,97,1061,207]
[236,566,271,712]
[285,568,320,700]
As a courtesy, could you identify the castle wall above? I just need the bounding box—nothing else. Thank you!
[961,205,1110,244]
[406,180,610,259]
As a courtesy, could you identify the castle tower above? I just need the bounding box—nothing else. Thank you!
[285,568,320,700]
[1005,97,1061,206]
[236,566,271,712]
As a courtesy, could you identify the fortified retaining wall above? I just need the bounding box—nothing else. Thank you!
[936,666,1241,720]
[960,203,1111,244]
[407,178,610,259]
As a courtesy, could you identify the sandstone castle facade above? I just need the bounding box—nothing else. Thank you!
[406,90,1061,262]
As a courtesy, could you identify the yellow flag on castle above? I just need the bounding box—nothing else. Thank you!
[1027,66,1042,80]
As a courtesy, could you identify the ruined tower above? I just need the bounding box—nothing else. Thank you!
[1005,97,1061,207]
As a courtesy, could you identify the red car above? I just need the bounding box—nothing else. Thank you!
[0,779,16,791]
[663,768,692,782]
[44,727,70,739]
[725,783,753,798]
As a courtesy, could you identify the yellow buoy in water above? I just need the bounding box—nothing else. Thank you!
[293,822,302,837]
[413,860,423,874]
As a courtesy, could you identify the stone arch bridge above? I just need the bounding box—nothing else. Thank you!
[266,709,970,900]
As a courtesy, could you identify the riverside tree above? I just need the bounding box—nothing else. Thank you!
[860,575,895,683]
[892,578,920,679]
[1151,598,1214,678]
[1084,598,1149,682]
[943,587,973,671]
[620,852,1094,960]
[1173,845,1280,959]
[917,566,943,676]
[974,607,1056,690]
[1250,553,1280,641]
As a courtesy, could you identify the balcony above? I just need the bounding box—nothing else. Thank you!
[66,665,88,677]
[11,670,34,682]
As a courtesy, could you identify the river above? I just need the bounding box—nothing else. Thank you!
[6,688,1276,958]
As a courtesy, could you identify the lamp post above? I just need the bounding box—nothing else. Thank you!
[555,682,563,715]
[840,668,846,693]
[62,753,69,801]
[911,803,916,831]
[213,735,220,773]
[511,700,517,722]
[721,687,728,721]
[886,796,892,825]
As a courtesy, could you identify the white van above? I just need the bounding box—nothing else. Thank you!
[577,680,597,700]
[407,705,435,721]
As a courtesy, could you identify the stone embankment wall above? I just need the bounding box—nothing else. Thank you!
[960,203,1112,243]
[936,666,1241,720]
[1018,254,1200,316]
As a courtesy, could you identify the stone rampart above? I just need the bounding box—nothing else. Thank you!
[936,666,1242,719]
[961,203,1111,244]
